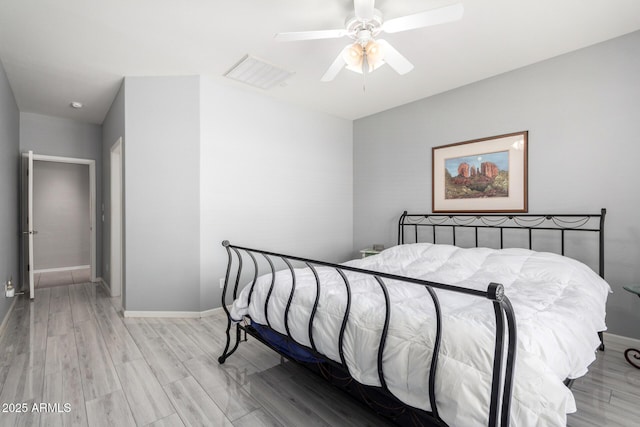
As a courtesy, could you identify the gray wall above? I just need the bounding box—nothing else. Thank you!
[199,77,353,311]
[20,112,103,277]
[124,76,200,312]
[33,161,90,270]
[20,112,103,159]
[106,75,352,313]
[353,31,640,339]
[0,59,19,327]
[101,82,125,302]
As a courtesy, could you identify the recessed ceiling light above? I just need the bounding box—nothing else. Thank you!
[70,101,83,109]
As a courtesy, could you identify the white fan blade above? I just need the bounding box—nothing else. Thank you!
[275,29,348,41]
[377,40,414,75]
[354,0,375,21]
[382,3,464,33]
[321,47,348,82]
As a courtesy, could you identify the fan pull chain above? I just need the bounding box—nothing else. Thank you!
[362,51,367,93]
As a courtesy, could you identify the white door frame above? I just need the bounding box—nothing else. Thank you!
[23,153,97,283]
[110,138,123,299]
[27,151,34,299]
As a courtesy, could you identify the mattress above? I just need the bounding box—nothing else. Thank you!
[230,243,610,426]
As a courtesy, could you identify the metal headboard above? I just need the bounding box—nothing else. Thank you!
[398,209,606,278]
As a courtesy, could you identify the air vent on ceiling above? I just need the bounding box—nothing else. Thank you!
[224,55,294,90]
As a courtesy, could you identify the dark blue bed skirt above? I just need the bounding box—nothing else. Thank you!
[251,322,324,363]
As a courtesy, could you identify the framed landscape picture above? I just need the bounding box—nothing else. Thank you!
[432,131,528,213]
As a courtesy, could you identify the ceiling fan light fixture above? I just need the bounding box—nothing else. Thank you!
[343,43,364,69]
[342,40,385,75]
[284,0,463,82]
[365,40,385,71]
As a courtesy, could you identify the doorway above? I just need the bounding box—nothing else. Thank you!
[20,153,97,297]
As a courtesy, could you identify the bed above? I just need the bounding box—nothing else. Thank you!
[218,210,609,427]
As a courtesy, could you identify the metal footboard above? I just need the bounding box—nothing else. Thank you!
[218,240,517,427]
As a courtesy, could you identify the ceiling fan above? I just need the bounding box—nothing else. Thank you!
[275,0,464,82]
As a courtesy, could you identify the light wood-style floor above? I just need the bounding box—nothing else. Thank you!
[34,268,91,289]
[0,282,638,426]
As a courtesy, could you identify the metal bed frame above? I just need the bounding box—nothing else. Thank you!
[218,209,606,427]
[398,209,606,279]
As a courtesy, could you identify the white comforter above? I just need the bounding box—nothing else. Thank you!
[230,243,610,426]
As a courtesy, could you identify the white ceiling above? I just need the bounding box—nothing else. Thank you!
[1,0,639,124]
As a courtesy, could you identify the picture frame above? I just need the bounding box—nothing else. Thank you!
[432,131,528,213]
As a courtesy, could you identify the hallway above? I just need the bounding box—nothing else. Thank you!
[34,268,91,289]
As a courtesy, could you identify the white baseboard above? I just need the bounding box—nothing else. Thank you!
[123,306,225,319]
[201,307,225,317]
[34,265,90,274]
[0,297,19,338]
[604,332,640,347]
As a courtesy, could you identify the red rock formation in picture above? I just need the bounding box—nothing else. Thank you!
[481,162,499,178]
[458,162,470,177]
[470,166,477,176]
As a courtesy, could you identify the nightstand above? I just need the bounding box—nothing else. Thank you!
[623,284,640,369]
[359,248,381,258]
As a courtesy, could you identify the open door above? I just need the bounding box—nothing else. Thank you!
[20,150,35,300]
